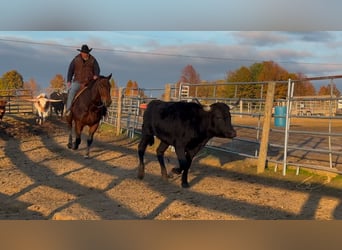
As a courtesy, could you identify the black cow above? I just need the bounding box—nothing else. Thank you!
[137,100,237,188]
[50,91,67,117]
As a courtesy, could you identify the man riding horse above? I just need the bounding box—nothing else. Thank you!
[65,44,100,117]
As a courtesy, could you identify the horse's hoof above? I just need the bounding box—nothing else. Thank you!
[137,172,144,180]
[67,143,72,149]
[84,154,90,159]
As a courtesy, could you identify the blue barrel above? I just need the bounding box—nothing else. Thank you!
[274,106,287,127]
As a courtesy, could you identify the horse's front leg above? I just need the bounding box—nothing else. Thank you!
[72,122,83,150]
[85,124,99,158]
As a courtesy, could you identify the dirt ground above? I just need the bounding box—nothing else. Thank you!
[1,113,342,220]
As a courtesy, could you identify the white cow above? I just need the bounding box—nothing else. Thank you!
[27,93,63,125]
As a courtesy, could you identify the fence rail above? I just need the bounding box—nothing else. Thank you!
[0,89,34,114]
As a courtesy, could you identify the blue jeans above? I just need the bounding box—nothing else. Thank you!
[66,81,81,111]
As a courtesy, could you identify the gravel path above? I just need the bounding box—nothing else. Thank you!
[1,114,342,220]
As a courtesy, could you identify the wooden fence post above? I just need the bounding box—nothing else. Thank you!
[116,87,123,136]
[257,81,276,173]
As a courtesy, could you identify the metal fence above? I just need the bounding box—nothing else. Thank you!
[3,76,342,176]
[103,75,342,176]
[0,89,34,114]
[0,88,69,116]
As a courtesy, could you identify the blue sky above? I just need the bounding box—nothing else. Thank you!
[1,31,342,92]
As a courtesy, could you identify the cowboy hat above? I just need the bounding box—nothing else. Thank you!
[77,44,92,53]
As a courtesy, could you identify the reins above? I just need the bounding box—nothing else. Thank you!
[90,78,107,110]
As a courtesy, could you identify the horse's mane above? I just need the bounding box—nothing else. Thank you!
[86,79,96,89]
[87,75,107,89]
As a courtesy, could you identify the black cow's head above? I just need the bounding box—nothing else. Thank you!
[207,102,237,138]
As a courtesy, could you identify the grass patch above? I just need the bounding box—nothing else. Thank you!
[197,148,342,190]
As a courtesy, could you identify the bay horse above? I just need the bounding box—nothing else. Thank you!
[66,74,112,158]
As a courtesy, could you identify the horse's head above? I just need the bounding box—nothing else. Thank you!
[96,73,112,107]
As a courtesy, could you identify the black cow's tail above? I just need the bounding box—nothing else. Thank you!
[141,122,154,146]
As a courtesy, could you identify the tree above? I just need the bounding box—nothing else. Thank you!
[180,64,200,84]
[292,73,316,96]
[0,70,24,90]
[110,78,117,89]
[23,78,39,96]
[195,80,216,98]
[224,61,316,99]
[179,64,201,97]
[257,61,290,99]
[110,78,119,98]
[125,80,139,96]
[215,79,236,98]
[226,66,257,98]
[318,83,341,96]
[49,74,65,90]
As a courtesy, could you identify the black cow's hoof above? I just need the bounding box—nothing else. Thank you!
[171,167,182,175]
[137,167,145,180]
[181,182,190,188]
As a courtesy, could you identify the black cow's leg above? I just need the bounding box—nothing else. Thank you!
[156,141,170,180]
[137,135,150,180]
[173,146,191,188]
[180,151,196,188]
[171,146,183,175]
[181,145,207,187]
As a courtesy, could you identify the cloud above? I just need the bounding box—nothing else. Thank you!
[232,31,290,47]
[284,32,336,43]
[2,31,342,92]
